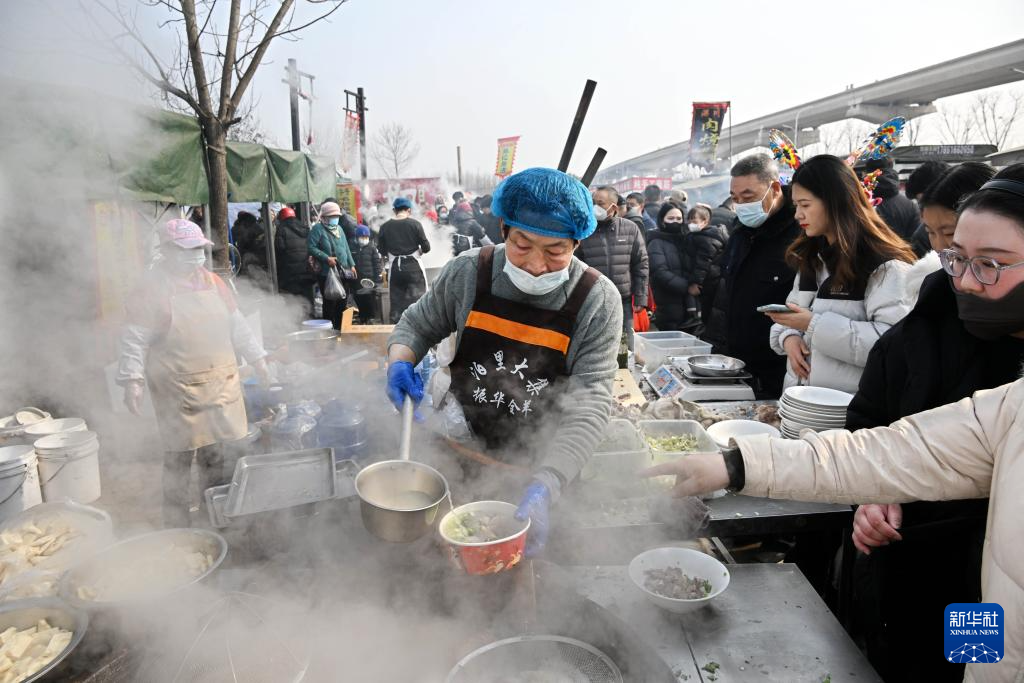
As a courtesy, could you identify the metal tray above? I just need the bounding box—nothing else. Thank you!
[224,448,337,517]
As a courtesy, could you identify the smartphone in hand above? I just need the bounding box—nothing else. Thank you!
[756,304,792,313]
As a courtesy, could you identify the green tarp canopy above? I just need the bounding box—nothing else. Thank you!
[225,141,270,203]
[123,110,211,205]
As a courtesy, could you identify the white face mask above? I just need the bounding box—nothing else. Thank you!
[503,257,570,296]
[169,248,206,273]
[593,206,608,222]
[688,223,701,232]
[357,238,370,247]
[735,185,773,228]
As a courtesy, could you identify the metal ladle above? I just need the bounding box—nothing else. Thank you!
[399,395,413,461]
[353,395,451,542]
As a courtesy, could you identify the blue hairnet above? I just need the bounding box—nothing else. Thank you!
[491,167,597,240]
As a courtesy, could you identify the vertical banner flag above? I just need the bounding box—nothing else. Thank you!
[336,183,362,222]
[689,102,730,168]
[340,112,361,174]
[494,136,521,178]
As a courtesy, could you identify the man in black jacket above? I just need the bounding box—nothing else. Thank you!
[710,197,737,234]
[642,184,663,227]
[450,201,492,255]
[274,206,315,310]
[477,194,503,244]
[579,186,649,340]
[704,154,799,398]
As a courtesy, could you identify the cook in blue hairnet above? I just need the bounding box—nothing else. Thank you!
[385,168,623,557]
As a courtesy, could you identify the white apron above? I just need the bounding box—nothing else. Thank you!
[145,285,248,451]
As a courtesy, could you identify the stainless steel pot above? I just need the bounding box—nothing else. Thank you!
[354,460,450,542]
[284,329,339,362]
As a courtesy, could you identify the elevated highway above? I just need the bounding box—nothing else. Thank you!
[595,39,1024,183]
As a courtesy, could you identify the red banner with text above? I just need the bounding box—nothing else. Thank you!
[494,136,521,178]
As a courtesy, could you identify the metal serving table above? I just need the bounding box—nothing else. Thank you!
[568,562,880,683]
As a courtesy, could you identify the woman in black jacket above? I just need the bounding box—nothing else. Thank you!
[273,206,315,310]
[646,201,692,331]
[680,205,728,324]
[845,163,1024,683]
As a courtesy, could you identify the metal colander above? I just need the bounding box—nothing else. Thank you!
[139,592,309,683]
[446,635,622,683]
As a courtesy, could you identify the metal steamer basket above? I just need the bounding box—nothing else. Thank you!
[446,634,623,683]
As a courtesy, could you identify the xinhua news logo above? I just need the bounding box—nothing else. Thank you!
[945,603,1004,664]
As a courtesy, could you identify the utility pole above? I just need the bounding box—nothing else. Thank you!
[456,146,463,186]
[344,88,369,180]
[283,59,316,223]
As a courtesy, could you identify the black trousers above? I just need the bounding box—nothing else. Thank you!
[317,276,352,330]
[162,443,227,528]
[389,257,426,323]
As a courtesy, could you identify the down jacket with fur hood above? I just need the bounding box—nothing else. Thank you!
[770,253,913,393]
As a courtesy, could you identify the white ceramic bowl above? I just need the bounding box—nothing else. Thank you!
[628,547,730,614]
[706,420,781,449]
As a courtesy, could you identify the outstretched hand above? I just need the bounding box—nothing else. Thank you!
[639,452,730,498]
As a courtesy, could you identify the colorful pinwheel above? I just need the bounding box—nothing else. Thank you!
[768,129,802,171]
[849,116,906,164]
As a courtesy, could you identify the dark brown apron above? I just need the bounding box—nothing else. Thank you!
[449,246,599,464]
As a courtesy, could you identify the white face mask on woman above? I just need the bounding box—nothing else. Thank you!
[503,257,570,296]
[169,248,206,274]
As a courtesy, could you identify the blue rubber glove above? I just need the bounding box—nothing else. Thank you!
[515,481,551,558]
[386,361,424,412]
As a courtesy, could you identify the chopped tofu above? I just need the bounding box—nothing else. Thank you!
[0,621,72,683]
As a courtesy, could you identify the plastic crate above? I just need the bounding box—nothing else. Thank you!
[581,419,651,482]
[633,331,711,371]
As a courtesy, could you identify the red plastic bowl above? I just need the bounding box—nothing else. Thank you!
[439,501,530,575]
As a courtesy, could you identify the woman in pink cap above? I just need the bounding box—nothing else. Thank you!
[116,219,268,527]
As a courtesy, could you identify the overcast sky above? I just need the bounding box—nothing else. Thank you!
[2,0,1023,180]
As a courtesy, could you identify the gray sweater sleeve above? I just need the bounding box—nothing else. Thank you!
[541,276,623,488]
[388,247,622,495]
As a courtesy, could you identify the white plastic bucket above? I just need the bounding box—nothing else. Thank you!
[33,431,101,504]
[0,446,43,522]
[23,418,88,439]
[302,319,334,330]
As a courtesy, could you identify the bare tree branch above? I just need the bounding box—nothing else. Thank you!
[228,0,295,114]
[970,90,1023,148]
[938,106,974,145]
[179,0,215,117]
[372,122,421,179]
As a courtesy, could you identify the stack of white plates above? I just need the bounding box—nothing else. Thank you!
[779,386,853,438]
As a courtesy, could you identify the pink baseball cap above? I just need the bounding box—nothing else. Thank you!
[161,219,213,249]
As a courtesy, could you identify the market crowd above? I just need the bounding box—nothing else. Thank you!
[121,151,1024,683]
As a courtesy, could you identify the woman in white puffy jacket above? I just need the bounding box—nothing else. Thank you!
[765,155,917,393]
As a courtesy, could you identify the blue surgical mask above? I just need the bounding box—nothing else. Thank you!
[503,257,570,296]
[735,185,773,228]
[327,217,340,227]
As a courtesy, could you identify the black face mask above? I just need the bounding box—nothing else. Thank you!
[952,278,1024,340]
[661,221,684,234]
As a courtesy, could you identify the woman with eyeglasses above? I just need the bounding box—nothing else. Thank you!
[847,163,1024,683]
[643,164,1024,683]
[763,155,916,392]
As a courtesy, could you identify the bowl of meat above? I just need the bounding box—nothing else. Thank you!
[628,547,729,614]
[439,501,530,575]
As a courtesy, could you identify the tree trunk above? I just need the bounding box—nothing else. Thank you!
[202,119,231,268]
